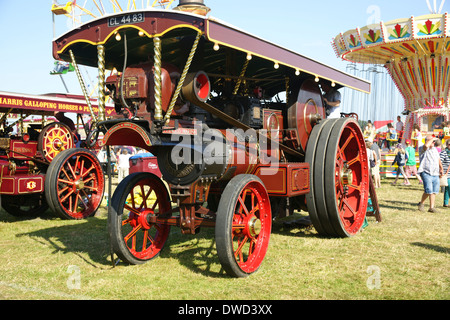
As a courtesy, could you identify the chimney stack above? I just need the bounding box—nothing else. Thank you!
[174,0,211,16]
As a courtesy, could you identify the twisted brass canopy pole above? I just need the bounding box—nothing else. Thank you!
[97,44,106,122]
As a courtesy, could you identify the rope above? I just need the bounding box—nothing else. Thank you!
[233,58,250,95]
[69,50,97,123]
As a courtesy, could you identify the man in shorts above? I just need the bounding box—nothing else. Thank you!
[417,135,443,212]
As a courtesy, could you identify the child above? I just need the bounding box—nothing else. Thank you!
[405,140,423,184]
[391,143,410,185]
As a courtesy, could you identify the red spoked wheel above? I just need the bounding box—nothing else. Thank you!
[305,118,369,237]
[109,172,171,265]
[38,122,74,162]
[45,148,104,220]
[215,175,272,278]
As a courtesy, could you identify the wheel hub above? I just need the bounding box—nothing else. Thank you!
[339,162,353,186]
[137,210,155,230]
[74,178,85,191]
[53,139,63,150]
[247,216,262,237]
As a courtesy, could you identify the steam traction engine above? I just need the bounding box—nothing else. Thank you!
[0,92,108,220]
[52,1,372,277]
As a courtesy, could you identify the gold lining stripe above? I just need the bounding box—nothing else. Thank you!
[57,24,203,55]
[205,20,371,94]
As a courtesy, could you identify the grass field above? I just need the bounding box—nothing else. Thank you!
[0,178,448,301]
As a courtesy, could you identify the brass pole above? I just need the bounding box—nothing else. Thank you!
[97,44,106,122]
[153,37,163,123]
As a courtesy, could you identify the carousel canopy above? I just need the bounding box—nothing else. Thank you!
[333,13,450,113]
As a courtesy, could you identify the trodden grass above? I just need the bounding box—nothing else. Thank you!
[0,179,448,300]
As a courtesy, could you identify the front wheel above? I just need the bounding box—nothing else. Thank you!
[109,172,172,265]
[215,175,272,278]
[45,148,105,220]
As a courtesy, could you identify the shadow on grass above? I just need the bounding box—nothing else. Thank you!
[13,214,229,277]
[15,216,112,269]
[12,211,327,278]
[159,230,229,278]
[378,200,419,210]
[411,242,450,254]
[0,208,59,222]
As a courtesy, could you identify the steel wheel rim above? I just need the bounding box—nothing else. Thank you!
[231,181,271,274]
[56,152,104,219]
[119,177,171,260]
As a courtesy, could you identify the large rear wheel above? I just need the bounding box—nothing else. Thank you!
[305,118,369,237]
[215,175,271,278]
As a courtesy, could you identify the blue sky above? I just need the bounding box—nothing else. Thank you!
[0,0,446,100]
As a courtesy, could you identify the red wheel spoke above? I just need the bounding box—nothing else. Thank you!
[58,178,74,185]
[60,189,74,203]
[66,161,76,179]
[122,217,133,226]
[61,167,72,180]
[124,203,142,216]
[340,132,355,154]
[77,194,88,210]
[237,195,250,216]
[345,154,360,167]
[142,230,148,251]
[234,235,249,262]
[83,175,95,183]
[58,186,70,196]
[130,188,137,209]
[82,185,96,191]
[124,224,142,243]
[348,183,361,191]
[79,159,85,176]
[232,224,246,231]
[340,198,357,218]
[81,165,95,178]
[74,156,80,174]
[72,193,79,213]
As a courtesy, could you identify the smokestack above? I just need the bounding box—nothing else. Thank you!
[174,0,211,16]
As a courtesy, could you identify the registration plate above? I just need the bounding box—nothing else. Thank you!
[108,13,145,27]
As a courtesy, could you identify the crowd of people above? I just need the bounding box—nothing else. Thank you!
[365,115,449,213]
[96,146,149,183]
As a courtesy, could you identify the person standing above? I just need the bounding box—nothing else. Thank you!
[369,140,381,188]
[418,136,443,213]
[395,116,404,142]
[404,140,423,184]
[412,124,423,151]
[391,143,410,186]
[439,140,450,208]
[117,149,131,183]
[364,121,376,143]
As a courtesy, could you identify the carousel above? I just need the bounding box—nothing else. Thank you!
[332,1,450,144]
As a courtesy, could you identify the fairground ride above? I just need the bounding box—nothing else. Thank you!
[333,0,449,142]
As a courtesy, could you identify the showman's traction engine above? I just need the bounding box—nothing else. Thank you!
[52,0,374,277]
